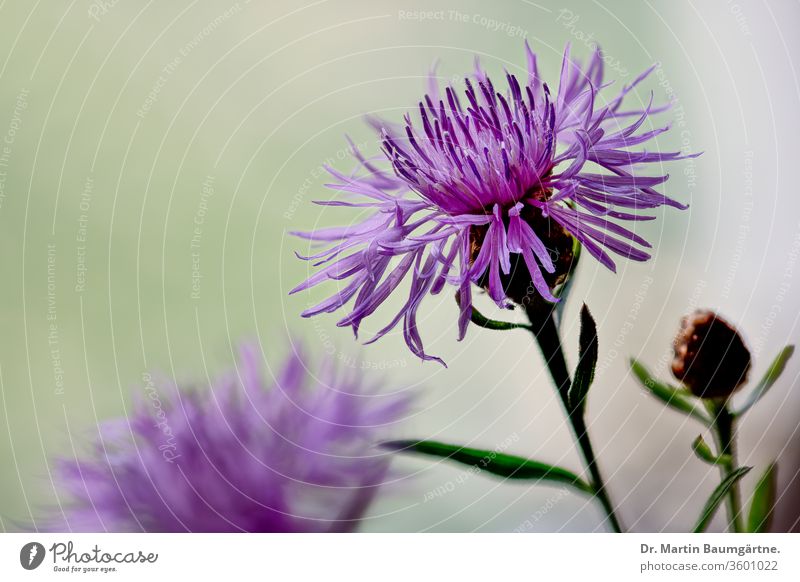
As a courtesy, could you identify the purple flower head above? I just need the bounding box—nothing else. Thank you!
[47,342,410,532]
[292,43,697,364]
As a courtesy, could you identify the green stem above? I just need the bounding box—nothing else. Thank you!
[526,305,623,533]
[710,402,744,532]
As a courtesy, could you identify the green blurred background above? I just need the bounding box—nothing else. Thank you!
[0,0,798,532]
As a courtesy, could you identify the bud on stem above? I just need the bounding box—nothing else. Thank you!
[671,310,752,399]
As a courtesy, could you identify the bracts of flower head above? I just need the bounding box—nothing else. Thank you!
[672,309,752,399]
[291,42,698,364]
[46,342,411,532]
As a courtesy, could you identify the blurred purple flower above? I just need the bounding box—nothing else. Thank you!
[291,43,696,364]
[49,342,410,532]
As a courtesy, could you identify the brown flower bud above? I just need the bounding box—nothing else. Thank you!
[671,310,752,399]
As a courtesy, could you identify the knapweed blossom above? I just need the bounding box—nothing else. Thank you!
[48,342,410,532]
[292,43,695,363]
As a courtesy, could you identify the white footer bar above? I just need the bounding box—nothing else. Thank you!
[1,533,798,581]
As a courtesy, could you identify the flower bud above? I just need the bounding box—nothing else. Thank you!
[671,310,752,399]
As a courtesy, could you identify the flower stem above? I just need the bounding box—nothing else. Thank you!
[710,401,744,532]
[526,305,623,533]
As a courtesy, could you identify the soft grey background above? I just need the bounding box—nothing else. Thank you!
[0,0,798,532]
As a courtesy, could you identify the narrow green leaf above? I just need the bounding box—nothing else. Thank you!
[630,359,710,424]
[735,345,795,416]
[568,304,598,412]
[747,463,777,533]
[468,305,532,332]
[384,439,594,494]
[691,435,731,466]
[693,466,752,532]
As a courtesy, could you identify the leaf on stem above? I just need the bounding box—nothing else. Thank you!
[734,345,795,416]
[468,304,533,332]
[568,304,598,412]
[691,434,731,466]
[693,466,752,533]
[630,359,710,424]
[383,439,594,495]
[747,463,777,533]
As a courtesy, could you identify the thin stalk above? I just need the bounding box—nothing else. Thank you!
[710,402,744,532]
[526,305,623,533]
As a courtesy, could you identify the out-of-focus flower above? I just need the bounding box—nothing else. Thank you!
[672,310,752,399]
[292,42,696,364]
[48,342,410,532]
